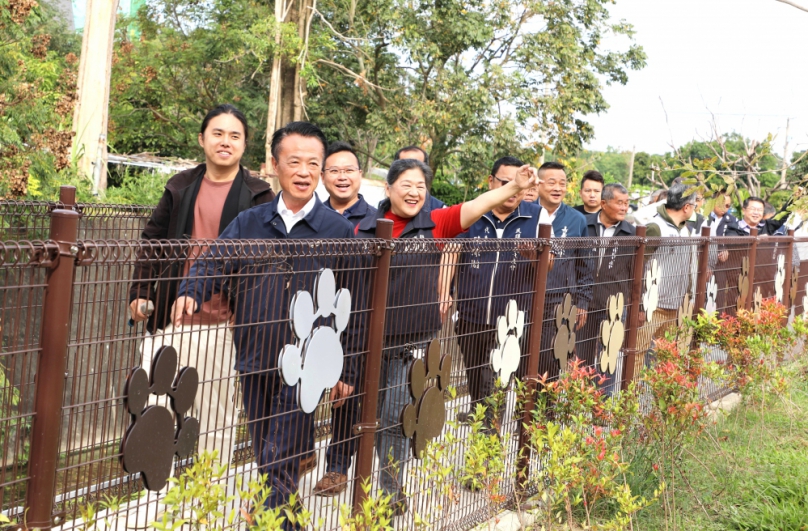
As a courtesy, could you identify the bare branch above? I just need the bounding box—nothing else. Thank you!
[775,0,808,12]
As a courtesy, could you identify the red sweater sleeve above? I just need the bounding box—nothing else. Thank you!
[430,204,465,238]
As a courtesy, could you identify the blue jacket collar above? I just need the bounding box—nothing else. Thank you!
[482,202,535,225]
[358,199,434,234]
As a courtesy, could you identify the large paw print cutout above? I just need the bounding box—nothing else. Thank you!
[775,254,786,303]
[738,257,750,308]
[599,293,624,375]
[402,339,451,459]
[279,268,351,414]
[121,345,200,491]
[643,259,661,316]
[553,294,577,373]
[490,299,524,386]
[705,275,718,317]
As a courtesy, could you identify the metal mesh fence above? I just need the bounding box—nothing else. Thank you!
[0,210,805,529]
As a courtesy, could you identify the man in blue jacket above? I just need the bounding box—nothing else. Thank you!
[452,156,542,429]
[172,122,356,516]
[535,161,592,378]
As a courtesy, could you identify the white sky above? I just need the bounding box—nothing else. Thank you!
[584,0,808,157]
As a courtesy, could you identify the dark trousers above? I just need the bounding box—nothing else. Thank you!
[455,319,498,407]
[240,373,314,512]
[324,394,360,475]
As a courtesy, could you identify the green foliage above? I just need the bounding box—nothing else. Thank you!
[0,0,81,198]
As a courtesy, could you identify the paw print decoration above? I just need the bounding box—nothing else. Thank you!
[705,275,718,317]
[790,266,799,305]
[121,345,200,491]
[599,293,624,375]
[279,268,351,414]
[753,286,763,314]
[490,300,525,387]
[553,294,577,373]
[402,339,452,459]
[643,259,661,316]
[774,254,786,303]
[677,292,695,350]
[738,257,750,308]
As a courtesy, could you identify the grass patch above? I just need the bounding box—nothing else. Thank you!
[635,362,808,531]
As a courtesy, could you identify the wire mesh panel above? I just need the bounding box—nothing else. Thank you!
[0,242,55,518]
[51,239,380,530]
[753,236,791,304]
[0,202,55,242]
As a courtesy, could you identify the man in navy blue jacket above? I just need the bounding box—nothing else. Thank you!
[173,122,355,515]
[314,141,378,496]
[534,161,592,378]
[452,156,542,429]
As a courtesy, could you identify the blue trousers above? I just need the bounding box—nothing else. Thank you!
[240,373,314,512]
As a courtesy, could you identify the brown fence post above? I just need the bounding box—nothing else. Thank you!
[621,225,647,390]
[352,219,393,514]
[25,186,80,529]
[746,228,759,310]
[783,229,795,314]
[516,223,551,486]
[692,226,712,315]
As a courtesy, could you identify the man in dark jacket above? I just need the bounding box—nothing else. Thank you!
[128,105,274,474]
[173,122,355,516]
[578,183,636,395]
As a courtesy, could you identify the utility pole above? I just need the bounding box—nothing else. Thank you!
[627,146,636,189]
[72,0,119,194]
[779,118,791,189]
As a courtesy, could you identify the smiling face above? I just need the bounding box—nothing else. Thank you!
[386,168,427,218]
[323,151,362,208]
[580,179,603,211]
[537,168,567,212]
[743,199,765,226]
[198,113,246,171]
[488,164,523,214]
[271,134,325,211]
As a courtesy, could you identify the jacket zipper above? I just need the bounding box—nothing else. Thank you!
[485,213,526,325]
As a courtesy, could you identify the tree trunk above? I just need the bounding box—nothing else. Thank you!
[72,0,119,193]
[627,146,636,189]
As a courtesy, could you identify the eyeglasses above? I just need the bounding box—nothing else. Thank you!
[746,208,764,214]
[324,167,360,177]
[492,174,513,185]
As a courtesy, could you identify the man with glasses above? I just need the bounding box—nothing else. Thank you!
[313,141,377,497]
[636,183,698,369]
[580,183,636,395]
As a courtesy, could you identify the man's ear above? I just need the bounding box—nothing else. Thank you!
[198,133,204,149]
[271,156,280,175]
[487,175,494,190]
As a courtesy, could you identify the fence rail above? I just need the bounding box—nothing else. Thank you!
[0,189,805,529]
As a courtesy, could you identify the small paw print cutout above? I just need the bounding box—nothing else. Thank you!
[279,268,351,414]
[490,299,524,386]
[643,259,661,316]
[121,345,200,491]
[401,339,452,459]
[705,275,718,317]
[599,293,624,375]
[753,287,763,314]
[790,265,799,304]
[775,254,786,303]
[738,257,750,308]
[553,294,577,373]
[677,293,695,349]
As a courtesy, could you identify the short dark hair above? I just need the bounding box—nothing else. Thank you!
[537,161,566,179]
[743,196,765,210]
[763,202,776,216]
[394,145,429,165]
[601,183,628,201]
[581,170,604,188]
[325,141,361,168]
[270,121,328,161]
[200,104,249,142]
[666,183,697,211]
[387,158,433,188]
[491,156,523,178]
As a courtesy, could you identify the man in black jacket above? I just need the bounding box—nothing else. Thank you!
[128,106,274,476]
[578,183,636,395]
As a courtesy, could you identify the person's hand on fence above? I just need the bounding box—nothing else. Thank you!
[576,307,587,329]
[129,298,152,323]
[718,250,729,263]
[329,380,354,408]
[171,296,198,327]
